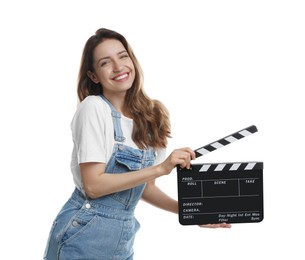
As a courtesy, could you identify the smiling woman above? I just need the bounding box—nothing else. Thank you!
[43,28,229,260]
[87,39,135,98]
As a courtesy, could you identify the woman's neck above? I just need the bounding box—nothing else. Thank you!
[103,92,130,117]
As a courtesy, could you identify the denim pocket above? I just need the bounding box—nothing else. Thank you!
[59,215,126,259]
[60,210,97,244]
[115,153,142,171]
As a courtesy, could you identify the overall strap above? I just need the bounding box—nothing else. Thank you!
[99,95,126,142]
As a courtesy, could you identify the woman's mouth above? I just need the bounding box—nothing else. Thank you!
[113,73,128,81]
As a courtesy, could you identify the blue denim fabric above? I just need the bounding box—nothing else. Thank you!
[44,95,155,260]
[101,95,126,143]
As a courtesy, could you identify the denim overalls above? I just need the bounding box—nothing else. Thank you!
[44,95,155,260]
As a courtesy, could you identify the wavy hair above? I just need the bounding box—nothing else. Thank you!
[77,28,171,149]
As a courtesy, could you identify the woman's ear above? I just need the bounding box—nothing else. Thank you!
[87,71,99,84]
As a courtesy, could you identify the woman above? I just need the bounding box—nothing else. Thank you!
[44,28,230,260]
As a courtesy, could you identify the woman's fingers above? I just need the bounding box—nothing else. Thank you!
[199,223,232,228]
[173,147,195,169]
[159,147,196,175]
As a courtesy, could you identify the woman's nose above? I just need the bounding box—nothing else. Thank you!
[113,59,123,72]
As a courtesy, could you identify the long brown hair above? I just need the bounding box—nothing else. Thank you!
[77,28,171,149]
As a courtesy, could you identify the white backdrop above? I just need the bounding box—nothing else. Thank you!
[1,0,304,259]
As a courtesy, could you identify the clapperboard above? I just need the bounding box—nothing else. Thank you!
[177,125,264,225]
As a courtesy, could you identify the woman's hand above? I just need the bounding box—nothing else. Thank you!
[157,147,196,176]
[199,223,232,228]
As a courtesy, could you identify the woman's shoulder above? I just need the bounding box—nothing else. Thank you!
[77,95,109,112]
[81,95,106,106]
[72,95,110,122]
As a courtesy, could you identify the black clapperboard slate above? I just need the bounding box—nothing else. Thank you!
[177,125,264,225]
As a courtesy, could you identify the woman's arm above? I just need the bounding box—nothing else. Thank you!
[80,147,195,199]
[141,180,232,229]
[141,179,178,214]
[81,162,162,199]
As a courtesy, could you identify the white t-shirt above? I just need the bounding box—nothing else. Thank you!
[70,95,166,191]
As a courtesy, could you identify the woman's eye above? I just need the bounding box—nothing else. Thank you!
[100,60,110,67]
[120,54,129,59]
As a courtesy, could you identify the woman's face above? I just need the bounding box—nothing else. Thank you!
[89,39,135,97]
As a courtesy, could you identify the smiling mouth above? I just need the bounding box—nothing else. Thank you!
[113,73,128,81]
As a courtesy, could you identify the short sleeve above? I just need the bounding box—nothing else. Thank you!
[71,97,107,164]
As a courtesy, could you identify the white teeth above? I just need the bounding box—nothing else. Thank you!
[114,74,128,80]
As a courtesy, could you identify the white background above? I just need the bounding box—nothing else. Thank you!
[1,0,304,259]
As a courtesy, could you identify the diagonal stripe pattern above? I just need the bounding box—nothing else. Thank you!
[198,162,263,172]
[195,125,258,158]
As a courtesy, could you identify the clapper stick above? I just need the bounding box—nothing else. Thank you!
[194,125,258,158]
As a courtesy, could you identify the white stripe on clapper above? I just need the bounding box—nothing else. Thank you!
[245,162,256,170]
[230,163,241,171]
[211,142,224,149]
[239,130,251,137]
[196,148,210,155]
[225,135,238,143]
[199,164,211,172]
[215,164,226,171]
